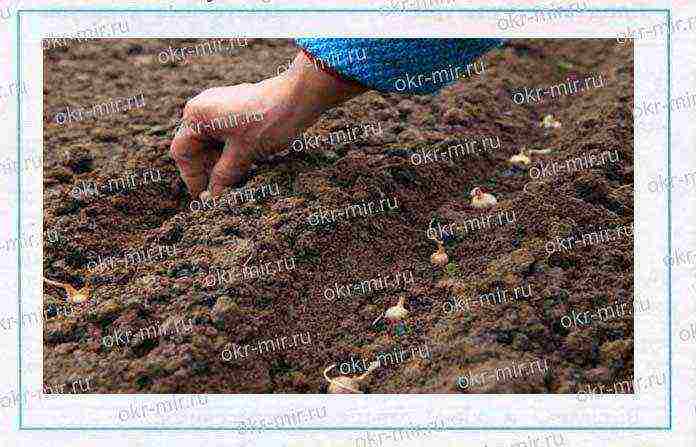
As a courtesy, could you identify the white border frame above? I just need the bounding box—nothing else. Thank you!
[18,9,668,430]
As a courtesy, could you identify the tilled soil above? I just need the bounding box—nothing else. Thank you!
[42,38,634,394]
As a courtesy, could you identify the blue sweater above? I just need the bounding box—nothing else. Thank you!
[295,38,504,94]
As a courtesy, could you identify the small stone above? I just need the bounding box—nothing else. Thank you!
[48,166,73,183]
[510,248,535,270]
[383,148,409,158]
[322,150,338,160]
[290,372,308,390]
[64,149,94,174]
[55,343,78,355]
[211,296,240,326]
[584,367,612,383]
[443,108,466,124]
[44,320,77,344]
[271,197,305,213]
[92,300,122,322]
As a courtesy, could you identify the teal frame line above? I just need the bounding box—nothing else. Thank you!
[17,7,671,431]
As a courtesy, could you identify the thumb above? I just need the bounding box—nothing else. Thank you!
[207,139,253,197]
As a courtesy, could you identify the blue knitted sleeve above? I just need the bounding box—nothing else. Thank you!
[294,38,505,95]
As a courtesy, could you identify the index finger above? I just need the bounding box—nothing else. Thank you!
[208,140,254,197]
[169,121,210,197]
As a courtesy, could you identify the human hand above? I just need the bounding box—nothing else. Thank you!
[169,51,368,198]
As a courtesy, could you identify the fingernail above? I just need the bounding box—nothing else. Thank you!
[187,176,208,198]
[210,183,225,198]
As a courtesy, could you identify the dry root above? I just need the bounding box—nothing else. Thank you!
[43,277,91,304]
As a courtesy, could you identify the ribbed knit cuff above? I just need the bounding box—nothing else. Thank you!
[294,38,505,94]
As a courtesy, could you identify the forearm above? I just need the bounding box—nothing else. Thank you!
[280,51,368,125]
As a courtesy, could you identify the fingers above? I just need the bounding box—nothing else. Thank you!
[207,140,254,197]
[201,146,222,178]
[169,122,210,197]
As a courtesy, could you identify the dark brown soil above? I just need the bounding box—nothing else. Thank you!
[43,38,634,394]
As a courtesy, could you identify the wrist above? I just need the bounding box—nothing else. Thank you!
[282,51,367,121]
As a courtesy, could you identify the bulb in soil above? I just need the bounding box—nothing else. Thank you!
[69,289,90,304]
[385,296,409,324]
[540,114,562,128]
[323,362,379,394]
[199,190,211,201]
[470,186,497,209]
[508,147,531,169]
[431,243,448,267]
[327,376,361,394]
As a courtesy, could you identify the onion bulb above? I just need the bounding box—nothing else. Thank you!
[430,243,449,267]
[373,296,409,326]
[323,361,380,394]
[540,114,562,128]
[508,147,531,169]
[509,147,554,170]
[470,187,497,209]
[43,277,91,304]
[385,296,409,323]
[427,222,448,267]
